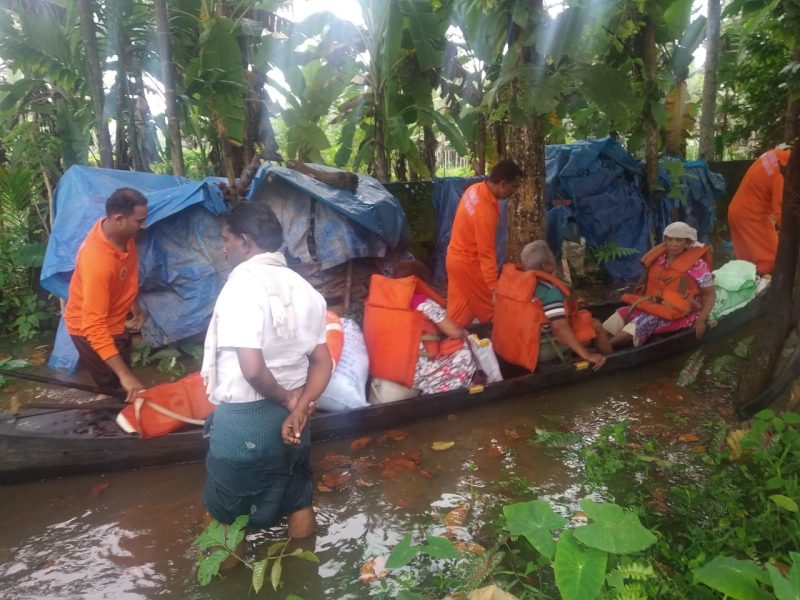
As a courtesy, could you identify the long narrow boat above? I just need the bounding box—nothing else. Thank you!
[0,296,764,483]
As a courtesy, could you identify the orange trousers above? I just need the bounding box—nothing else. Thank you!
[728,203,778,274]
[445,256,494,326]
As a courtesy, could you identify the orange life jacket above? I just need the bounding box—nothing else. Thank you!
[492,265,595,372]
[621,243,712,320]
[363,274,463,388]
[325,310,344,369]
[116,372,214,439]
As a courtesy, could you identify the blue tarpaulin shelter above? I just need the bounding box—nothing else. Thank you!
[44,164,409,371]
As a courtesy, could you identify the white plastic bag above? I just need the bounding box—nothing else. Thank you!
[468,334,503,383]
[317,318,370,412]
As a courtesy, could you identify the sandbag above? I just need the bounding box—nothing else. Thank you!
[317,318,370,412]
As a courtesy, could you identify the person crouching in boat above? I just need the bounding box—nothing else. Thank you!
[363,260,477,395]
[601,221,716,349]
[200,202,332,538]
[492,240,609,373]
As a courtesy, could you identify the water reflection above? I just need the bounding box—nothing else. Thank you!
[0,351,734,598]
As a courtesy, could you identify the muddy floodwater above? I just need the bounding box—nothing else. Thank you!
[0,346,739,599]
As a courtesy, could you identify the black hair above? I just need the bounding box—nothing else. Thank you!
[393,259,432,283]
[105,188,147,216]
[223,202,283,252]
[488,159,523,183]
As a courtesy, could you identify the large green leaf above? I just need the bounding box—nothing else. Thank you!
[420,536,459,560]
[672,16,707,75]
[503,500,567,560]
[574,63,640,126]
[398,0,445,71]
[693,556,771,599]
[573,500,656,555]
[386,533,418,568]
[196,549,228,586]
[554,531,607,600]
[767,552,800,600]
[426,109,468,156]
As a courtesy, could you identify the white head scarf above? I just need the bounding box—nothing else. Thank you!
[663,221,702,247]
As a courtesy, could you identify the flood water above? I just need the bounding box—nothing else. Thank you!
[0,345,740,600]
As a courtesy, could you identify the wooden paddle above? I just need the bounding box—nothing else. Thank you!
[0,367,126,413]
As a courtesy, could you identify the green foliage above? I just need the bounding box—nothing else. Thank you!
[131,340,202,380]
[0,357,34,389]
[385,534,460,568]
[194,515,318,593]
[588,243,640,268]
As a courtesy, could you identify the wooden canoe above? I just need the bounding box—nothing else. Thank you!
[0,297,764,483]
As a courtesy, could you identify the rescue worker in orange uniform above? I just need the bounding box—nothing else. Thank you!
[445,160,523,326]
[492,240,608,373]
[65,188,148,402]
[728,147,792,274]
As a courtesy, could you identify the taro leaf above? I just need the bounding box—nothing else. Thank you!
[149,348,181,361]
[397,592,426,600]
[784,413,800,425]
[195,520,227,549]
[252,558,268,593]
[769,495,799,512]
[197,548,229,586]
[226,514,249,549]
[767,563,800,600]
[553,531,607,600]
[420,536,459,560]
[503,500,567,560]
[0,358,33,369]
[693,556,771,600]
[573,500,656,554]
[271,556,282,591]
[386,533,419,568]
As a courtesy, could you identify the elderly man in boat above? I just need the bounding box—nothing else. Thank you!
[492,240,609,373]
[602,221,716,348]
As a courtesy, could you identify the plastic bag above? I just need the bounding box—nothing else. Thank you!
[468,334,503,383]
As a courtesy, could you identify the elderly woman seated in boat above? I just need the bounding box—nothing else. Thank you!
[601,221,716,349]
[492,240,609,373]
[363,259,477,395]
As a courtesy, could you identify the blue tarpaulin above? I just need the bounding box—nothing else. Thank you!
[44,164,409,371]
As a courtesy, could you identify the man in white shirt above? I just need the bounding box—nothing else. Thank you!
[201,202,331,538]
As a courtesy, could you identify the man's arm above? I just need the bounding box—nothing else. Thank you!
[473,195,499,290]
[694,286,716,339]
[235,347,293,406]
[550,319,605,371]
[282,343,333,444]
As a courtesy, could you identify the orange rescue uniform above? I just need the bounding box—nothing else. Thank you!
[445,181,500,326]
[728,148,791,274]
[65,218,139,360]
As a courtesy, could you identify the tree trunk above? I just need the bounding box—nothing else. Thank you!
[699,0,721,160]
[422,125,437,178]
[642,5,660,198]
[373,84,390,183]
[475,113,486,176]
[78,0,113,168]
[736,143,800,408]
[506,118,546,265]
[786,46,800,143]
[154,0,184,176]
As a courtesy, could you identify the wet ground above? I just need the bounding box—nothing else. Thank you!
[0,338,742,599]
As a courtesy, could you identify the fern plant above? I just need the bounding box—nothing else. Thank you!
[589,243,640,267]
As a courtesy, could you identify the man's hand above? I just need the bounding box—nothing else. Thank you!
[285,386,305,412]
[125,301,147,331]
[120,372,145,403]
[281,406,309,445]
[695,317,708,339]
[585,352,606,372]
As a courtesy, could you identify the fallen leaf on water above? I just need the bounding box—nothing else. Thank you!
[360,556,388,583]
[677,433,700,443]
[690,445,707,453]
[454,541,486,555]
[431,441,455,451]
[380,456,417,471]
[418,468,435,479]
[355,479,374,487]
[391,496,411,509]
[447,414,458,421]
[320,471,351,489]
[89,482,109,498]
[487,442,503,458]
[316,484,334,493]
[350,456,375,473]
[504,428,521,440]
[386,429,409,441]
[3,385,17,393]
[401,448,422,464]
[319,452,352,470]
[726,429,747,459]
[443,503,469,527]
[350,437,373,451]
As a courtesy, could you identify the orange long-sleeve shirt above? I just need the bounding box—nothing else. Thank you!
[65,219,139,360]
[447,181,500,291]
[729,149,791,225]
